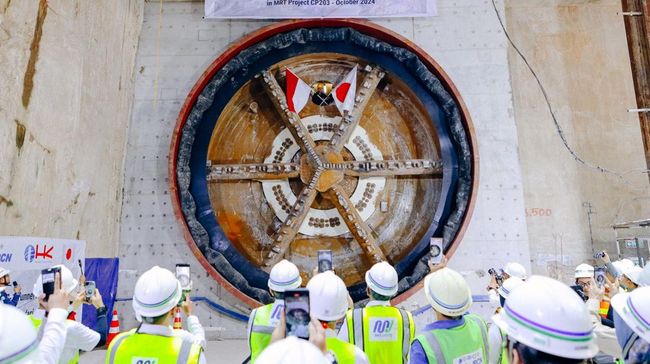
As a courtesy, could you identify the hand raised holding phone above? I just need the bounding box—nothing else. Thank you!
[40,272,70,311]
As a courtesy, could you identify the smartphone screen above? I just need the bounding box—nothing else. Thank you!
[176,264,191,291]
[41,267,59,299]
[430,238,443,264]
[284,289,310,340]
[85,281,96,300]
[595,267,606,288]
[317,250,333,273]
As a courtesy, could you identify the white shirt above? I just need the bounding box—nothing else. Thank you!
[586,298,622,358]
[487,323,504,364]
[58,318,101,363]
[325,328,369,364]
[35,308,68,364]
[337,300,391,342]
[138,323,206,364]
[181,315,207,349]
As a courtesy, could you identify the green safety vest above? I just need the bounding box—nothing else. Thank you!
[105,328,202,364]
[345,305,415,364]
[326,336,357,364]
[498,326,508,364]
[248,303,279,363]
[415,314,489,364]
[30,315,80,364]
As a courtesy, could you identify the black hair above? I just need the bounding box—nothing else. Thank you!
[514,342,585,364]
[369,290,392,301]
[142,312,170,325]
[271,290,285,300]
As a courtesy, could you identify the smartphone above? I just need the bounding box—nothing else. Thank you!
[78,259,84,274]
[176,264,191,291]
[41,267,61,299]
[317,250,333,273]
[284,289,310,340]
[12,281,17,287]
[595,267,606,288]
[488,268,504,286]
[85,281,96,302]
[430,238,443,264]
[593,251,606,260]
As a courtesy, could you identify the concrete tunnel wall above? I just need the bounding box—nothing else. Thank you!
[0,0,648,340]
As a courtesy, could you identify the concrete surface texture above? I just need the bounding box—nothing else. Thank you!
[506,0,650,282]
[0,0,143,258]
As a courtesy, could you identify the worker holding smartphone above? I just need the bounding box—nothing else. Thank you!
[0,266,21,306]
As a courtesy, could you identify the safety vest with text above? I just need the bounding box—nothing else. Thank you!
[248,303,281,363]
[30,315,80,364]
[415,314,489,364]
[345,305,415,364]
[105,328,202,364]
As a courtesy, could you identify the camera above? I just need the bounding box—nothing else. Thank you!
[593,251,606,260]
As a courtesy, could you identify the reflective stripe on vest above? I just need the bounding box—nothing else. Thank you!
[498,326,508,364]
[326,336,357,364]
[249,304,276,363]
[417,314,488,364]
[30,315,80,364]
[599,301,610,319]
[346,306,414,364]
[106,328,201,364]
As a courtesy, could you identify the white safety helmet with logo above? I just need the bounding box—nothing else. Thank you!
[611,286,650,344]
[32,264,79,297]
[612,259,635,275]
[256,336,330,364]
[498,277,524,300]
[0,304,40,363]
[268,259,302,293]
[502,262,527,280]
[492,275,598,359]
[365,261,398,297]
[424,267,472,317]
[307,271,349,321]
[574,263,595,279]
[622,266,644,286]
[132,266,183,322]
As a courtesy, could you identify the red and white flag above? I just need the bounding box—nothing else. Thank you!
[285,68,311,114]
[333,65,357,115]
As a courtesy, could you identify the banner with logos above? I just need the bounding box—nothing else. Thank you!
[205,0,437,19]
[0,236,85,319]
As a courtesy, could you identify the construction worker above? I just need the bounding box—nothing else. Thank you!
[492,275,598,363]
[338,261,415,364]
[256,336,331,364]
[106,266,205,364]
[611,286,650,362]
[488,277,524,364]
[247,259,302,363]
[32,264,102,364]
[409,267,488,364]
[487,262,527,310]
[307,271,369,364]
[502,262,527,280]
[0,272,70,364]
[619,266,643,292]
[0,266,21,306]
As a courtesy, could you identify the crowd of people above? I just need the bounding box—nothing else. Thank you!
[0,250,649,364]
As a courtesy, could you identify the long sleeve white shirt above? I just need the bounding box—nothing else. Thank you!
[35,308,68,364]
[177,315,207,349]
[138,323,206,364]
[58,318,101,363]
[586,298,622,358]
[487,323,504,364]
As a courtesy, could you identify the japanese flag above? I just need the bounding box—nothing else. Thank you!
[285,68,311,114]
[333,65,357,115]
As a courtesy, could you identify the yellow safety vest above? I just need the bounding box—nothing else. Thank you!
[326,336,357,364]
[29,315,80,364]
[345,305,415,364]
[105,328,202,364]
[415,314,488,364]
[248,303,281,363]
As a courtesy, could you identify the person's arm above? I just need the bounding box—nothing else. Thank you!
[89,289,108,346]
[36,273,70,364]
[182,296,207,349]
[66,320,101,352]
[487,325,502,364]
[408,339,430,364]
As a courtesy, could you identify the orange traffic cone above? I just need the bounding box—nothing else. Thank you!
[107,309,120,346]
[173,307,182,330]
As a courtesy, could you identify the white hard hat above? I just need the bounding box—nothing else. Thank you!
[492,275,598,359]
[132,266,182,321]
[0,267,10,279]
[256,336,330,364]
[612,259,635,274]
[623,266,644,286]
[365,261,398,297]
[268,260,302,292]
[498,277,524,299]
[0,304,40,363]
[502,262,527,279]
[574,263,594,279]
[424,267,472,317]
[611,286,650,343]
[33,264,79,296]
[638,265,650,287]
[307,271,349,321]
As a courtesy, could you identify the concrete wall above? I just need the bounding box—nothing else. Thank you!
[118,0,530,335]
[506,0,650,282]
[0,0,143,257]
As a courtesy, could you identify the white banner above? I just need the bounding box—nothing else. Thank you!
[205,0,437,19]
[0,236,85,318]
